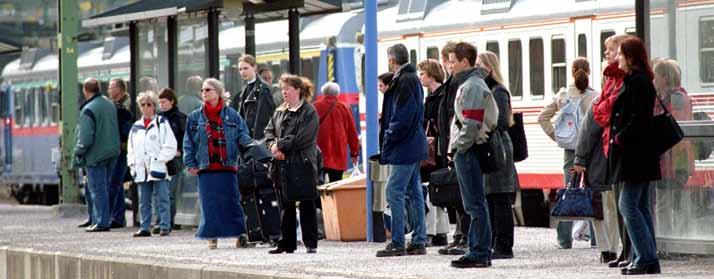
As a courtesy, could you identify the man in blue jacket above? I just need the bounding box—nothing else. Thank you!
[376,44,428,257]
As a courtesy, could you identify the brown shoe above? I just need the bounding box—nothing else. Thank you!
[208,239,217,249]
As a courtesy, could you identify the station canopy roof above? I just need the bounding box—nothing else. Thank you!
[83,0,345,27]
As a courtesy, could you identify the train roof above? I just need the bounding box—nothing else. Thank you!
[378,0,635,37]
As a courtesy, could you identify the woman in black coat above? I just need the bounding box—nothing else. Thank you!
[476,51,517,259]
[264,74,320,254]
[607,37,661,275]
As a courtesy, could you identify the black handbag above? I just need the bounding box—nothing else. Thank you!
[428,168,461,208]
[650,94,684,157]
[475,131,506,174]
[550,173,595,220]
[281,156,318,201]
[508,112,528,162]
[166,158,179,176]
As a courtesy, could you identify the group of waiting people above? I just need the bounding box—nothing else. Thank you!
[539,34,691,275]
[72,54,361,255]
[376,35,672,274]
[374,42,518,269]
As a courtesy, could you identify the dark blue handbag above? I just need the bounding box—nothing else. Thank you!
[550,172,594,220]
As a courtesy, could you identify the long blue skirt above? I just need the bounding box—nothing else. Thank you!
[195,171,246,240]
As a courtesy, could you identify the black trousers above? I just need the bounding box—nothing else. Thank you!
[279,199,318,251]
[487,193,515,253]
[324,168,344,183]
[614,183,632,261]
[452,206,470,241]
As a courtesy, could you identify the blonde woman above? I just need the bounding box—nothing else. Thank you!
[475,51,518,259]
[127,91,177,237]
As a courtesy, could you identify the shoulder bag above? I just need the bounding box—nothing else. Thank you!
[650,92,684,157]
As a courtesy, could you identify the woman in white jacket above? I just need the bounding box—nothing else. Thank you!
[127,91,178,237]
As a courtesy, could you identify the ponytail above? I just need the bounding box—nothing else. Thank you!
[574,69,589,92]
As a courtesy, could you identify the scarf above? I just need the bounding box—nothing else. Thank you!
[203,100,235,172]
[593,63,626,157]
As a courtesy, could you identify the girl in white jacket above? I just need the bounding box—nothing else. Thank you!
[127,91,178,237]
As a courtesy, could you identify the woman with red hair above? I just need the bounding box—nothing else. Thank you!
[608,36,661,275]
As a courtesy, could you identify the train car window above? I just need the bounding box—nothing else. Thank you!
[578,34,587,58]
[25,89,33,127]
[409,49,417,67]
[426,47,439,60]
[36,88,47,126]
[14,89,22,127]
[700,18,714,84]
[600,30,616,63]
[302,58,315,83]
[529,38,544,98]
[486,41,500,58]
[508,40,523,98]
[271,62,283,82]
[311,56,320,85]
[50,88,60,124]
[551,37,567,94]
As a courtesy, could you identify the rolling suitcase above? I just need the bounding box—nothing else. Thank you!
[241,187,282,243]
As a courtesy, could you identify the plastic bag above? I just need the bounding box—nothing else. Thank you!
[350,164,363,177]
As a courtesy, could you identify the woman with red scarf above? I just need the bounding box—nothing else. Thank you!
[183,78,255,249]
[586,34,634,269]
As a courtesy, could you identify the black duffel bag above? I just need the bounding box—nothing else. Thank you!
[508,112,528,162]
[428,168,461,208]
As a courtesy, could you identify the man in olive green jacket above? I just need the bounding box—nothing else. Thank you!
[73,78,120,232]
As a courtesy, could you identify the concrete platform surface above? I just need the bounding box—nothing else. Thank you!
[1,204,713,279]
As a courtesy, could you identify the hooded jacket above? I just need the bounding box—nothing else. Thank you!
[127,115,178,182]
[449,67,499,153]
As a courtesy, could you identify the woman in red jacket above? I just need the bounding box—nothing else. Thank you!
[314,82,361,182]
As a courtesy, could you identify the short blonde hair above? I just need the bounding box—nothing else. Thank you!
[137,91,159,112]
[203,78,225,99]
[653,59,681,89]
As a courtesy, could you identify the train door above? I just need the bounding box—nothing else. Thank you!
[401,35,421,67]
[573,17,593,61]
[0,85,10,173]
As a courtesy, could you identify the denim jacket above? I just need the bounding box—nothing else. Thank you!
[183,104,254,170]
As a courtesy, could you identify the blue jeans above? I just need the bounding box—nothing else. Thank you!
[557,149,575,248]
[454,147,492,261]
[86,158,117,229]
[139,179,171,232]
[385,162,427,248]
[84,180,94,224]
[109,152,127,226]
[619,180,658,266]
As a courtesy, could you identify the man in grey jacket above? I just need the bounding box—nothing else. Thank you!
[448,42,499,268]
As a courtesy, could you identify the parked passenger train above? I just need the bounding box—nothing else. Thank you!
[2,0,712,226]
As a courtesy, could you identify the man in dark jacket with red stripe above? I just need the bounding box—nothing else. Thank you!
[376,43,428,258]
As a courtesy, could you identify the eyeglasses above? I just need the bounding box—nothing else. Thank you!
[200,88,215,92]
[140,103,153,107]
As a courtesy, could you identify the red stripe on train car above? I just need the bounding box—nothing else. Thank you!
[12,125,60,136]
[517,173,565,189]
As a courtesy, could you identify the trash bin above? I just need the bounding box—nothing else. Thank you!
[369,154,390,212]
[319,175,367,241]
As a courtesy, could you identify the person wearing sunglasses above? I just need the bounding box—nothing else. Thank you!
[183,78,255,249]
[127,91,177,237]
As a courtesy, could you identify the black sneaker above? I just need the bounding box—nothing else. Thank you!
[406,243,426,255]
[432,233,448,246]
[376,243,406,257]
[151,226,160,235]
[237,234,255,248]
[451,256,491,268]
[133,230,151,237]
[491,251,514,259]
[439,242,467,255]
[159,230,170,237]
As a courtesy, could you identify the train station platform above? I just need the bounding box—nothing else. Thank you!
[1,204,713,279]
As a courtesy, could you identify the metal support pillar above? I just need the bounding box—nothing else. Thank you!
[129,22,139,115]
[364,0,378,242]
[635,0,650,48]
[207,9,220,79]
[167,16,177,90]
[245,14,256,57]
[667,0,677,59]
[288,8,300,74]
[58,0,80,205]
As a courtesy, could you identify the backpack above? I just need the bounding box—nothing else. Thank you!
[554,93,586,150]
